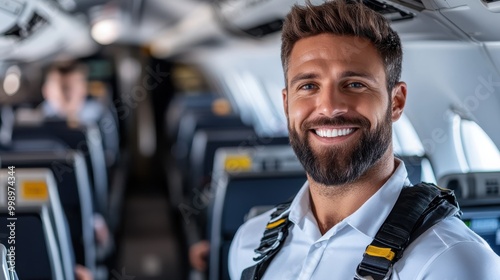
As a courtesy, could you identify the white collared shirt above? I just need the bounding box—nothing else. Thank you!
[229,159,500,280]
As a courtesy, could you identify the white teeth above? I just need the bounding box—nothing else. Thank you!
[315,128,354,138]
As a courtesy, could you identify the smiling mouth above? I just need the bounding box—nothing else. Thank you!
[313,128,356,138]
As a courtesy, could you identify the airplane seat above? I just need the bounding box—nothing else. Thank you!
[0,243,19,280]
[165,93,218,143]
[0,152,97,273]
[398,155,423,185]
[207,145,306,280]
[10,121,109,219]
[186,132,291,239]
[0,212,59,280]
[209,172,307,280]
[163,94,220,209]
[0,168,76,280]
[182,128,258,245]
[174,111,252,174]
[244,205,275,222]
[190,131,291,193]
[167,112,253,209]
[188,128,257,195]
[438,171,500,256]
[95,94,122,169]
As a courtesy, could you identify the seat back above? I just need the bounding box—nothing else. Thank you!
[174,111,251,174]
[9,121,108,216]
[189,128,270,194]
[0,152,96,271]
[165,94,217,142]
[208,145,306,280]
[0,243,18,280]
[190,130,290,192]
[438,171,500,256]
[0,168,75,280]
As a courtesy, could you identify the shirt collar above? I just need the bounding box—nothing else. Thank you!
[288,158,409,238]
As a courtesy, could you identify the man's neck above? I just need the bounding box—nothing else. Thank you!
[308,152,398,235]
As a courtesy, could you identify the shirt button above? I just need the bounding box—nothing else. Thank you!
[314,242,322,248]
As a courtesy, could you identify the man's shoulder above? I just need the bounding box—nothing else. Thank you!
[229,207,278,279]
[421,216,492,247]
[395,216,500,277]
[237,207,277,241]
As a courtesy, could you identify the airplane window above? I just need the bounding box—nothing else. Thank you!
[393,113,425,156]
[460,119,500,171]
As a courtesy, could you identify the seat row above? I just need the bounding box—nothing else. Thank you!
[0,115,125,279]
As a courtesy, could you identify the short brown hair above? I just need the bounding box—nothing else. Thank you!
[281,0,402,91]
[45,60,88,80]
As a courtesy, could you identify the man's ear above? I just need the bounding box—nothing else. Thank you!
[391,82,407,122]
[282,88,288,116]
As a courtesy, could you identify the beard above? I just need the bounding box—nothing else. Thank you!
[288,109,392,186]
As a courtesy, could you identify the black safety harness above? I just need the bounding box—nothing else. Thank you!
[240,182,461,280]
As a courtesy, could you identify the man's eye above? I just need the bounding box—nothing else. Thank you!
[347,82,365,88]
[300,84,316,90]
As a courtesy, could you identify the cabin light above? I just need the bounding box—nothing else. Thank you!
[3,65,21,96]
[91,18,120,45]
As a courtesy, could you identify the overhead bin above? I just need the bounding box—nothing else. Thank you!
[214,0,417,38]
[0,0,96,61]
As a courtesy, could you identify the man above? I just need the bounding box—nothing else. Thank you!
[41,61,119,167]
[229,1,500,279]
[41,61,116,279]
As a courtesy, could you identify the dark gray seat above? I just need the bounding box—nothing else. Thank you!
[8,121,108,218]
[165,94,218,142]
[209,171,306,280]
[207,145,306,280]
[0,152,96,272]
[0,168,75,280]
[174,111,252,174]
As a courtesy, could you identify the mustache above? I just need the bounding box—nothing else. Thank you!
[301,115,371,131]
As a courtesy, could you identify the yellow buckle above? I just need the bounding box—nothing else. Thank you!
[266,218,286,229]
[365,245,395,261]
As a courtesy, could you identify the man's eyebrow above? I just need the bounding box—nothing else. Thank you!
[289,72,319,87]
[340,71,377,83]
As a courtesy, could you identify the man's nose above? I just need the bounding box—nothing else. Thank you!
[317,87,347,118]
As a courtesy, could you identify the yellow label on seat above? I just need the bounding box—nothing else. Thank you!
[224,155,252,172]
[21,181,48,201]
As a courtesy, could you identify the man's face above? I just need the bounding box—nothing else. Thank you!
[43,71,88,117]
[62,72,88,114]
[283,34,405,186]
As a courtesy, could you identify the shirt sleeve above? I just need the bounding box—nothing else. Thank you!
[228,224,244,280]
[228,211,272,280]
[417,241,500,279]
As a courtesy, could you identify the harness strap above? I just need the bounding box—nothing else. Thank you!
[240,182,461,280]
[355,182,461,280]
[240,202,293,280]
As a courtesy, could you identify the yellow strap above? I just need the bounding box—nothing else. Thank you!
[365,245,395,261]
[266,218,286,229]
